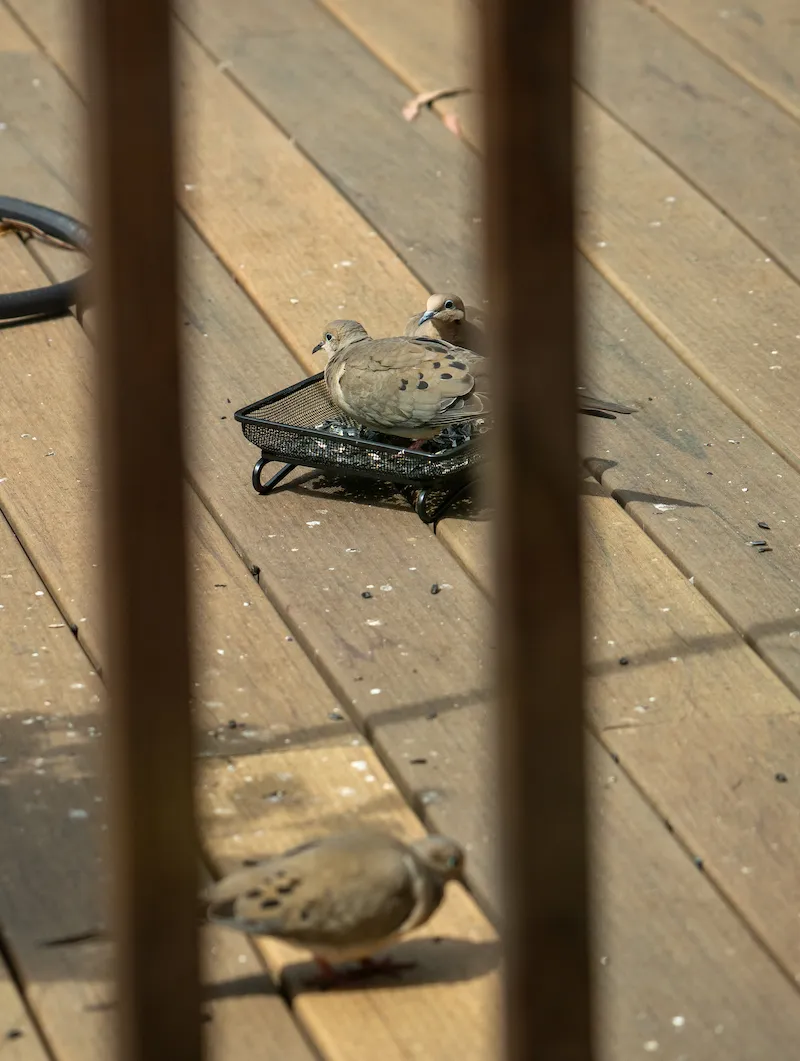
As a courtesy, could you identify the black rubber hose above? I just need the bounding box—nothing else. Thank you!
[0,196,91,322]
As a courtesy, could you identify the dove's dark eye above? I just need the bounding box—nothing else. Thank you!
[325,333,333,342]
[444,300,455,310]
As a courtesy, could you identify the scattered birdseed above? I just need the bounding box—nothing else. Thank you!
[758,521,771,530]
[759,547,773,554]
[264,790,285,803]
[328,710,344,721]
[431,583,441,595]
[6,1029,23,1040]
[693,856,703,870]
[68,809,88,820]
[351,761,368,771]
[370,688,381,695]
[361,591,373,599]
[618,657,629,665]
[748,540,767,547]
[672,1016,685,1028]
[410,757,428,765]
[365,619,382,626]
[643,1043,659,1053]
[775,772,788,783]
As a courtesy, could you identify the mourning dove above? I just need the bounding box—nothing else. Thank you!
[405,293,487,353]
[205,830,466,982]
[41,830,466,985]
[406,295,635,420]
[313,319,489,445]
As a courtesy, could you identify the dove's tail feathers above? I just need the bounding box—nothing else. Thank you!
[578,395,636,419]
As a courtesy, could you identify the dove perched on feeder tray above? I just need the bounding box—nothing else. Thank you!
[405,294,636,420]
[205,830,466,984]
[312,319,489,449]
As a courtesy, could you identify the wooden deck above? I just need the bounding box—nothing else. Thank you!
[2,0,800,1055]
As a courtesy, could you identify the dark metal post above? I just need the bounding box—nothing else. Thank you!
[482,1,593,1059]
[81,0,203,1058]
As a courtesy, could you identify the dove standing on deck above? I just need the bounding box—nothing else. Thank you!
[313,319,489,445]
[406,293,636,419]
[205,830,466,982]
[41,830,466,986]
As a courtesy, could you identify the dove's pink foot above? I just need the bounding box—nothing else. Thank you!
[359,955,416,978]
[304,954,416,989]
[406,439,427,451]
[303,957,348,989]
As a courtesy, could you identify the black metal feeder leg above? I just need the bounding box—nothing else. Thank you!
[252,455,297,495]
[414,481,472,528]
[430,480,473,527]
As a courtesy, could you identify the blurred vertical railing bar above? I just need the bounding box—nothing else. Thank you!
[482,0,594,1059]
[81,0,203,1058]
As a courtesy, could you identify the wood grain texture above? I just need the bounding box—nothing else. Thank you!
[578,259,800,697]
[581,0,800,297]
[0,511,316,1061]
[0,27,501,1054]
[6,0,800,1051]
[176,0,480,303]
[577,88,800,471]
[0,13,497,908]
[316,0,481,147]
[0,309,500,1060]
[587,737,800,1059]
[640,0,800,122]
[199,743,499,1061]
[0,961,52,1060]
[581,490,800,977]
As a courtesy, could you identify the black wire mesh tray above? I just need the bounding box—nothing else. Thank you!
[234,373,485,521]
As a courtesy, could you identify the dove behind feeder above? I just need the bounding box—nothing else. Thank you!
[405,292,637,420]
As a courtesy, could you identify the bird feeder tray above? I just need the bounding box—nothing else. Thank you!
[234,373,485,524]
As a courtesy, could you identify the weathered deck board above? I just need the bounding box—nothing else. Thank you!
[586,740,800,1058]
[174,0,800,703]
[0,319,501,1061]
[6,0,800,1049]
[0,960,52,1060]
[640,0,800,122]
[0,8,499,907]
[577,89,800,464]
[316,0,480,147]
[581,0,800,299]
[177,0,479,304]
[0,30,502,1056]
[4,496,799,1061]
[0,510,317,1061]
[310,0,800,470]
[209,0,800,996]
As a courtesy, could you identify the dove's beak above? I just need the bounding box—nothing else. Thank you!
[312,340,324,353]
[417,310,436,327]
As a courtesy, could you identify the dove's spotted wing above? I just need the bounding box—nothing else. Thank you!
[329,336,488,432]
[206,832,421,951]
